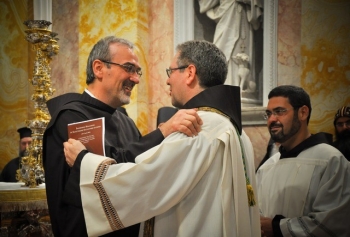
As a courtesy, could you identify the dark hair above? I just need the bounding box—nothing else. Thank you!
[268,85,312,124]
[86,36,134,84]
[176,40,227,88]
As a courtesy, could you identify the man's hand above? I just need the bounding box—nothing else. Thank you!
[260,216,274,237]
[63,138,86,167]
[158,108,203,137]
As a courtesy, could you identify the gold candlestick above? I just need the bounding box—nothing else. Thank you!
[16,20,59,188]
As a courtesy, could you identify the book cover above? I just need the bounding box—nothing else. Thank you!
[67,117,105,156]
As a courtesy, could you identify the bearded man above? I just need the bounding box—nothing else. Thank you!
[257,85,350,237]
[333,106,350,161]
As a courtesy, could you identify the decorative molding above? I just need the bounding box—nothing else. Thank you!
[262,0,278,107]
[173,0,194,52]
[242,107,267,126]
[174,0,278,125]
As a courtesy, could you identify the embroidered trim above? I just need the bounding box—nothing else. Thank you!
[198,106,228,118]
[235,125,256,206]
[93,159,124,230]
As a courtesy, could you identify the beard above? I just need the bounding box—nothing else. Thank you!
[269,113,301,143]
[119,80,135,105]
[19,149,28,157]
[119,90,131,105]
[334,129,350,160]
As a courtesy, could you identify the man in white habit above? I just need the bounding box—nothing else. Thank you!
[63,40,260,237]
[257,85,350,237]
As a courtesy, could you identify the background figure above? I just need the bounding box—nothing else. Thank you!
[257,85,350,237]
[0,127,32,182]
[156,107,178,126]
[333,106,350,161]
[256,138,279,171]
[198,0,263,94]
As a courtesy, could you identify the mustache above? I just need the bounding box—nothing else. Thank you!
[123,80,135,89]
[269,122,283,129]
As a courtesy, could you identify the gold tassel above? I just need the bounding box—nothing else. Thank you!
[143,217,155,237]
[246,184,256,206]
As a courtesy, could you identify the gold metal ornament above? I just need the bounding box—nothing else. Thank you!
[16,20,59,188]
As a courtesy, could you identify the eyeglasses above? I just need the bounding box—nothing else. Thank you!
[100,60,142,77]
[263,108,290,120]
[335,120,350,128]
[166,65,189,78]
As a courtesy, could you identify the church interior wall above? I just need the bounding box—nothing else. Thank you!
[0,0,349,171]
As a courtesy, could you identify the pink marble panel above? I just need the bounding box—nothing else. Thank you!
[147,0,174,130]
[51,0,79,95]
[277,0,302,86]
[244,126,271,169]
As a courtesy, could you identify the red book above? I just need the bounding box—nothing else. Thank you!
[67,117,105,156]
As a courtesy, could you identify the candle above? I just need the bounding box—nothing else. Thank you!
[34,0,52,29]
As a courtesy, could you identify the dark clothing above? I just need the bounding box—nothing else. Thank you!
[43,92,164,237]
[0,157,20,182]
[183,84,242,134]
[333,139,350,161]
[279,132,332,159]
[256,138,276,172]
[333,129,350,161]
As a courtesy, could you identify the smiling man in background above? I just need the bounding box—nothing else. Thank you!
[257,85,350,237]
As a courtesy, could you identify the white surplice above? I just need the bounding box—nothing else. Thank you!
[257,143,350,236]
[80,111,260,237]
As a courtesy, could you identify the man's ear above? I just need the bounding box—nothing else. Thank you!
[93,60,104,79]
[185,64,196,85]
[299,105,310,121]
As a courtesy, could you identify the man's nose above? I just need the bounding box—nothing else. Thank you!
[130,73,140,84]
[268,114,279,122]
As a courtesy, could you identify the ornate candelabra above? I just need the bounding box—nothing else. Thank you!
[16,20,59,188]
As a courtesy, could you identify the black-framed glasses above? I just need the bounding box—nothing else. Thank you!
[166,65,189,78]
[100,60,142,77]
[263,108,290,120]
[335,120,350,128]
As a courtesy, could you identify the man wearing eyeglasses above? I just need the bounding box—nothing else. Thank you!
[332,106,350,161]
[43,36,202,237]
[63,40,260,237]
[257,85,350,237]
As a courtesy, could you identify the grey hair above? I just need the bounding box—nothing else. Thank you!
[86,36,134,84]
[176,40,227,88]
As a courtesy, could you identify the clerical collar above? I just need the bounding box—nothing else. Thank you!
[182,85,242,134]
[279,132,332,159]
[85,89,96,98]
